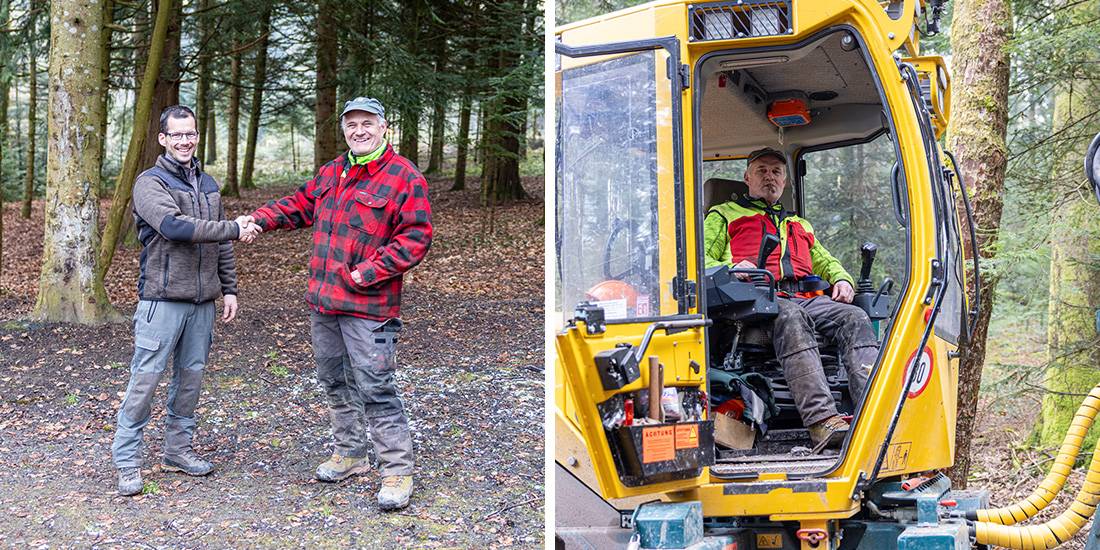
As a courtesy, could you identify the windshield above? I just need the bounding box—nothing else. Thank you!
[556,50,668,323]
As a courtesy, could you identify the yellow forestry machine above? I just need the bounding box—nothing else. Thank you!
[553,0,1100,548]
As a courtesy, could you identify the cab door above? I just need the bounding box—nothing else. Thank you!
[554,36,711,500]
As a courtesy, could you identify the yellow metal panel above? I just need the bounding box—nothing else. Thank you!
[556,321,709,499]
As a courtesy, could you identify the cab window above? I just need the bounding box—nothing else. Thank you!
[800,133,907,292]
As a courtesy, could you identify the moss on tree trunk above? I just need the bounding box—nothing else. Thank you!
[943,0,1012,488]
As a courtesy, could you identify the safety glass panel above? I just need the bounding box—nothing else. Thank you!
[556,50,665,323]
[801,133,907,303]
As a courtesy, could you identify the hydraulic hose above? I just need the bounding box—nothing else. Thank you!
[968,384,1100,525]
[967,384,1100,549]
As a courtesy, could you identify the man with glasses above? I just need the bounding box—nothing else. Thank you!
[242,97,432,511]
[112,105,260,496]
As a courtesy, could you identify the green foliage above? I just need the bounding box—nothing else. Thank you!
[142,480,159,495]
[64,393,79,406]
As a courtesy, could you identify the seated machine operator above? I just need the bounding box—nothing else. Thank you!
[703,148,878,449]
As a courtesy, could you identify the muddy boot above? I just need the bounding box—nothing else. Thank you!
[162,450,214,476]
[315,454,371,482]
[808,415,850,452]
[377,475,413,511]
[117,467,143,496]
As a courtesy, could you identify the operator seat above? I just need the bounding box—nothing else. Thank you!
[701,177,850,432]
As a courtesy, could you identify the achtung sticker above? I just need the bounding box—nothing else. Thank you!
[756,533,783,548]
[882,441,913,473]
[675,424,699,450]
[642,426,676,463]
[904,347,934,398]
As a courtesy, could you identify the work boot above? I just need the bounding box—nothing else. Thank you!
[315,454,371,482]
[377,475,413,511]
[808,415,850,452]
[117,467,143,496]
[161,450,215,476]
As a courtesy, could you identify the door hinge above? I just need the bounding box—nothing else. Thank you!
[672,277,697,309]
[667,59,690,90]
[924,259,943,305]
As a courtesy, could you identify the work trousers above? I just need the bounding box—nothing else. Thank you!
[310,312,414,477]
[772,296,877,427]
[112,300,215,469]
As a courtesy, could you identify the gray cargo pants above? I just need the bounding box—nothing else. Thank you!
[773,296,877,427]
[310,312,413,477]
[112,300,215,468]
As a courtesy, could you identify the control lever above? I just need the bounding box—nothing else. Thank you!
[857,242,877,293]
[752,234,781,286]
[757,234,781,268]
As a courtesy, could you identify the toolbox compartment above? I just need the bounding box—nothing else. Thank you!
[608,420,715,486]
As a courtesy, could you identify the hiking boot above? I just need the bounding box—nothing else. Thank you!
[117,467,143,496]
[808,415,850,452]
[377,475,413,511]
[162,451,215,476]
[315,454,370,482]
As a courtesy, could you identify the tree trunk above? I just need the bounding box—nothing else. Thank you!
[137,0,181,173]
[224,43,241,197]
[195,0,211,164]
[36,0,114,323]
[96,0,114,191]
[480,46,526,204]
[313,0,339,169]
[425,36,447,174]
[290,123,298,172]
[95,0,172,288]
[452,92,472,191]
[206,106,217,163]
[1038,11,1100,451]
[22,25,37,219]
[942,0,1012,489]
[241,4,271,189]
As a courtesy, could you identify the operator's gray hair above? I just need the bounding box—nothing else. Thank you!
[340,112,387,130]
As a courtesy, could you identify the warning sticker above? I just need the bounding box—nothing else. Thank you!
[882,442,912,473]
[904,347,934,398]
[675,424,699,450]
[642,425,676,463]
[756,533,783,548]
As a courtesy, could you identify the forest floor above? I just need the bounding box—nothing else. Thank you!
[969,351,1093,549]
[0,174,545,549]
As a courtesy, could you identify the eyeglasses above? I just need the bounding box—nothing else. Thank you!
[164,132,199,142]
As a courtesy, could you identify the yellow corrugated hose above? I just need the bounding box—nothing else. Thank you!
[969,384,1100,549]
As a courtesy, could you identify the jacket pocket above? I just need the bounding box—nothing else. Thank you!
[135,335,161,352]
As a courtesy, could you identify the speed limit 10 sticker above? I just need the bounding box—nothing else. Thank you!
[904,347,934,398]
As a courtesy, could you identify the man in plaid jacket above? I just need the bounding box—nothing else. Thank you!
[246,97,432,510]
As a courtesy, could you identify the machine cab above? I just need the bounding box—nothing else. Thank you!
[554,0,979,527]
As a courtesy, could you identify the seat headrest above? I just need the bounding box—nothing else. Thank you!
[703,178,748,214]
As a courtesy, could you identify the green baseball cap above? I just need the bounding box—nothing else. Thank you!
[340,97,385,119]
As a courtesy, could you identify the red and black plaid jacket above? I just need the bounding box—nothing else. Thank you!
[250,144,432,320]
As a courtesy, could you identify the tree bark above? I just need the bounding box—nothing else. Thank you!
[224,42,241,197]
[137,0,181,173]
[95,0,172,288]
[425,36,447,174]
[206,105,217,163]
[22,15,37,220]
[36,0,114,323]
[942,0,1012,489]
[240,4,271,189]
[452,94,472,191]
[313,0,339,169]
[95,0,114,192]
[195,0,211,164]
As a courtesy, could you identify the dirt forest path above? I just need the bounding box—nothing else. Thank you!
[0,176,545,549]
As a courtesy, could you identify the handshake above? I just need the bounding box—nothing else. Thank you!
[235,215,263,244]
